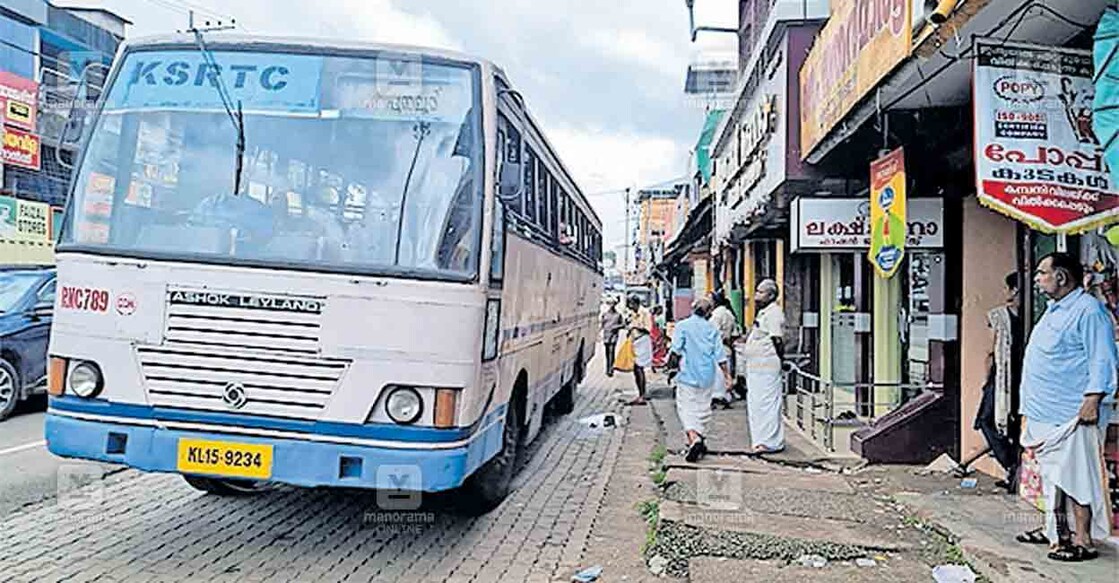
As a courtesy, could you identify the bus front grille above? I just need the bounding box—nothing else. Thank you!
[137,346,348,419]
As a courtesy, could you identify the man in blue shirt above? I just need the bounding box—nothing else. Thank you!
[667,297,732,462]
[1019,252,1118,562]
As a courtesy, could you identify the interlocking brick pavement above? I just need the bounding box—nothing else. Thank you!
[0,357,627,583]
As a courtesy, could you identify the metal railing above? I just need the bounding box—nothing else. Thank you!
[782,362,938,453]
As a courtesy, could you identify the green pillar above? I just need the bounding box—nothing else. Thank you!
[872,272,902,415]
[819,253,834,384]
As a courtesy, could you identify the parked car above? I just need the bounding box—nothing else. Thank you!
[0,267,56,420]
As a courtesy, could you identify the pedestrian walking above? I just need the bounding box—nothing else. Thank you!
[975,272,1023,493]
[709,291,741,409]
[600,298,625,377]
[743,279,786,453]
[625,295,654,406]
[666,297,732,462]
[1016,252,1117,562]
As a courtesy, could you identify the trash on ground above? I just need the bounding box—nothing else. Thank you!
[648,555,668,576]
[917,453,962,475]
[579,413,620,429]
[959,478,978,489]
[572,565,603,582]
[855,558,877,567]
[931,564,977,583]
[796,554,828,568]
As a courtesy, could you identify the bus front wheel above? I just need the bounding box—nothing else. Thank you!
[457,397,523,515]
[183,475,270,496]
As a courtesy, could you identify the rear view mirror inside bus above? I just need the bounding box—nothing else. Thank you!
[499,159,522,201]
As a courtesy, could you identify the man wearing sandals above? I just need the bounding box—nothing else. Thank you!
[666,297,733,462]
[1018,252,1118,562]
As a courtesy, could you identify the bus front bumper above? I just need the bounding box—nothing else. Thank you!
[44,410,506,493]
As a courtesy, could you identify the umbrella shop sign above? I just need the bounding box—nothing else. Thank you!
[974,40,1118,233]
[790,197,943,253]
[0,71,38,131]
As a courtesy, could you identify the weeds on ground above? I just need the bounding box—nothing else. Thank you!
[904,513,992,583]
[649,444,667,466]
[648,444,669,487]
[636,499,660,555]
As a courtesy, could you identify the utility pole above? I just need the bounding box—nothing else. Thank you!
[624,187,631,283]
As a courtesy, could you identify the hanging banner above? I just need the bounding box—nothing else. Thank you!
[0,71,38,131]
[975,40,1118,233]
[869,147,907,278]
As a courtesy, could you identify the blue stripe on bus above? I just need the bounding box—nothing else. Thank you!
[48,396,506,444]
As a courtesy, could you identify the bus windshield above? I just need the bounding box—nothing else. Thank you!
[63,47,484,280]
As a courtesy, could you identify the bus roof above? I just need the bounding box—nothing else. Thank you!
[120,33,495,69]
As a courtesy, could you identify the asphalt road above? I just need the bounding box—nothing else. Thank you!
[0,397,119,517]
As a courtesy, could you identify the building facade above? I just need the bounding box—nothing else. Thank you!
[0,0,127,263]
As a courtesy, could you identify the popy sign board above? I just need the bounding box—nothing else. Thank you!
[974,40,1118,233]
[0,125,41,171]
[107,51,324,113]
[869,147,907,279]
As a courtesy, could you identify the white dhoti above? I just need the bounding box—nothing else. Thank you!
[676,381,714,436]
[633,334,653,368]
[746,357,784,451]
[1021,418,1112,543]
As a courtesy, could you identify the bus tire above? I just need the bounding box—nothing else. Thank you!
[182,475,270,496]
[553,357,579,416]
[457,396,523,515]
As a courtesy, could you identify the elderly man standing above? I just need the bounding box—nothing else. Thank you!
[743,279,786,453]
[667,297,733,462]
[1019,252,1117,563]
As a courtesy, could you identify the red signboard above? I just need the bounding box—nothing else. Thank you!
[1,126,41,171]
[0,71,38,131]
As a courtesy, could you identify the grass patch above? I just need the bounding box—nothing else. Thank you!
[636,499,661,555]
[649,444,667,466]
[651,468,667,486]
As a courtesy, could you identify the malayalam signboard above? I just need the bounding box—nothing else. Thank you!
[790,197,943,252]
[800,0,911,159]
[0,71,38,131]
[974,40,1117,233]
[869,148,907,278]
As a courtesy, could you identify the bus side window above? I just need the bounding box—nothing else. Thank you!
[547,176,558,239]
[536,166,548,232]
[490,199,505,285]
[523,149,537,224]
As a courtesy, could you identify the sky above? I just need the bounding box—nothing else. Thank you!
[64,0,738,253]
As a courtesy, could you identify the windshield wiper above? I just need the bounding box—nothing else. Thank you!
[392,121,431,265]
[190,27,246,197]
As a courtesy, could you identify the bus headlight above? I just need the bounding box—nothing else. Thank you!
[385,387,423,424]
[68,362,103,399]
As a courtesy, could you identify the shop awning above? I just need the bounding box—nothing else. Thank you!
[695,110,725,186]
[659,195,713,270]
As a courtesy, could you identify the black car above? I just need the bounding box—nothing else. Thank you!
[0,267,56,420]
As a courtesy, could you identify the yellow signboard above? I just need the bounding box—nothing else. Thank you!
[869,148,907,278]
[800,0,912,159]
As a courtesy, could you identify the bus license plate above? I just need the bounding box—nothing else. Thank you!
[176,439,273,480]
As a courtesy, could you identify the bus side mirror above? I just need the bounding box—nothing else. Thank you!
[56,62,109,168]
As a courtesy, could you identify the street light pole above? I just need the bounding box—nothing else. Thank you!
[624,187,630,283]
